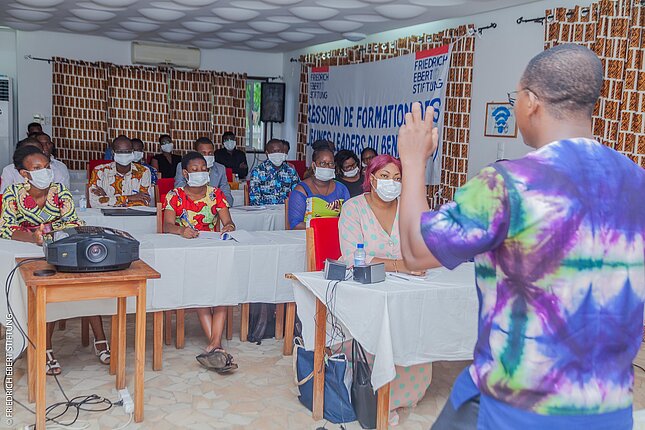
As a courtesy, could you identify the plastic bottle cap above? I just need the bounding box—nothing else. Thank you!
[357,243,364,249]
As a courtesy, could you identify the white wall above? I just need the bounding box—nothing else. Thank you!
[282,0,593,175]
[8,30,283,147]
[0,28,18,169]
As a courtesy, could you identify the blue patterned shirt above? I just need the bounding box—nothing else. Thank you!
[249,160,300,205]
[136,161,158,185]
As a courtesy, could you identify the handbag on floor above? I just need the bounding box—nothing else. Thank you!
[293,337,357,424]
[247,303,276,343]
[352,340,378,429]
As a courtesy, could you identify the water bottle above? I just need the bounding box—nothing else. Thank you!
[78,196,87,212]
[354,243,366,267]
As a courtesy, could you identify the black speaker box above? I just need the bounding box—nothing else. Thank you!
[260,82,285,123]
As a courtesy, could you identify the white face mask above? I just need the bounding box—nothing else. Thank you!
[132,151,144,162]
[344,166,360,178]
[268,153,287,167]
[114,152,134,167]
[374,178,401,202]
[314,166,336,182]
[28,167,54,190]
[161,143,173,153]
[223,140,236,151]
[186,171,209,187]
[203,155,215,169]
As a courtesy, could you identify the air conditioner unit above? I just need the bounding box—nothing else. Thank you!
[0,76,15,171]
[131,41,201,69]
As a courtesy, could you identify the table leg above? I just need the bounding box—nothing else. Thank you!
[35,287,47,430]
[226,306,233,341]
[164,311,172,346]
[153,311,162,371]
[109,315,117,376]
[116,297,126,390]
[275,303,285,340]
[81,317,89,346]
[175,309,185,349]
[240,303,249,342]
[283,302,296,356]
[27,285,36,403]
[377,383,391,430]
[134,282,147,423]
[312,298,326,421]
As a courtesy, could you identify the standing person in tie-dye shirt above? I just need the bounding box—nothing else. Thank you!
[398,44,645,430]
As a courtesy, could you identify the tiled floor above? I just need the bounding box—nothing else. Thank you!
[1,314,644,430]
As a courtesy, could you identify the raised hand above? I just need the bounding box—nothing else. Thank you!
[398,103,439,166]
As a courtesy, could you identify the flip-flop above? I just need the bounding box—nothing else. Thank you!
[213,353,238,374]
[197,349,238,373]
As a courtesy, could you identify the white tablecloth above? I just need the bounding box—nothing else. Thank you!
[292,263,478,391]
[231,189,244,207]
[1,230,305,355]
[71,186,245,207]
[77,205,285,234]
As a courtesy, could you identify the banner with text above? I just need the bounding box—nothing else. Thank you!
[307,45,451,184]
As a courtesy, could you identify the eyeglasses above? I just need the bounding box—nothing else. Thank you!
[508,88,537,107]
[114,150,133,154]
[315,161,335,168]
[342,163,358,171]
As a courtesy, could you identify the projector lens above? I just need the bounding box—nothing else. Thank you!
[86,242,108,263]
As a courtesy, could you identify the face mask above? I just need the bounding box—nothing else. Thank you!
[314,166,336,182]
[268,153,287,167]
[114,152,134,167]
[344,166,360,178]
[223,140,236,151]
[161,143,173,153]
[203,155,215,168]
[132,151,144,162]
[374,178,401,202]
[186,171,209,187]
[28,168,54,190]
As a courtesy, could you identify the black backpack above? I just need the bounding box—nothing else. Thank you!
[247,303,302,344]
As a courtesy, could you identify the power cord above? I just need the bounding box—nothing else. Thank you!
[4,258,117,427]
[634,363,645,374]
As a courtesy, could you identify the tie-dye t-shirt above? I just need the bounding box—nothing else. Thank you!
[421,138,645,416]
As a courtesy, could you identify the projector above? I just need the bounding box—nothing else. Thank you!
[44,226,139,273]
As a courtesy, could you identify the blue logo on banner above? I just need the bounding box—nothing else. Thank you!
[492,106,511,134]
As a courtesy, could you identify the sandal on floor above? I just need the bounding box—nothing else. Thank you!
[196,348,238,373]
[93,340,111,365]
[46,350,62,376]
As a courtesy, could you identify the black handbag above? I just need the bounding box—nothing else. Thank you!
[351,340,378,429]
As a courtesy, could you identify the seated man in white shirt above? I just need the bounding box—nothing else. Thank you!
[88,135,153,207]
[35,132,70,190]
[1,137,47,192]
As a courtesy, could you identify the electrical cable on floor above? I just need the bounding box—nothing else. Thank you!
[4,259,116,427]
[634,363,645,374]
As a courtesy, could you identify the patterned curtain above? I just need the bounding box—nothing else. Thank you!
[169,69,213,154]
[107,65,169,155]
[212,72,247,150]
[545,0,645,168]
[51,58,109,170]
[297,25,476,207]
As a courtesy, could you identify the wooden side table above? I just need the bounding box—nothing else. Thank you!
[18,259,160,429]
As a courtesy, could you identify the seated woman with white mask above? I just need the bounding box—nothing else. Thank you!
[162,152,237,374]
[287,147,350,230]
[334,149,363,198]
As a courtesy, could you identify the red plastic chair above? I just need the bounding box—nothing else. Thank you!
[155,177,175,206]
[87,159,111,180]
[307,217,341,271]
[287,160,307,179]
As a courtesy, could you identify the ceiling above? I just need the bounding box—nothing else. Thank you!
[0,0,537,52]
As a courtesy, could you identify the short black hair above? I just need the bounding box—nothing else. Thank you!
[312,147,334,163]
[111,135,131,149]
[281,139,290,152]
[159,134,172,144]
[27,122,42,131]
[34,132,51,141]
[312,139,334,151]
[181,151,206,170]
[194,136,214,150]
[361,147,377,158]
[264,138,284,152]
[14,145,46,171]
[335,150,359,170]
[16,137,42,149]
[131,138,143,147]
[520,43,603,119]
[222,131,235,141]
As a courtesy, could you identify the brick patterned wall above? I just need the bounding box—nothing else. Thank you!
[107,65,169,155]
[51,58,108,170]
[170,69,213,154]
[545,0,645,168]
[297,26,476,207]
[213,72,247,150]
